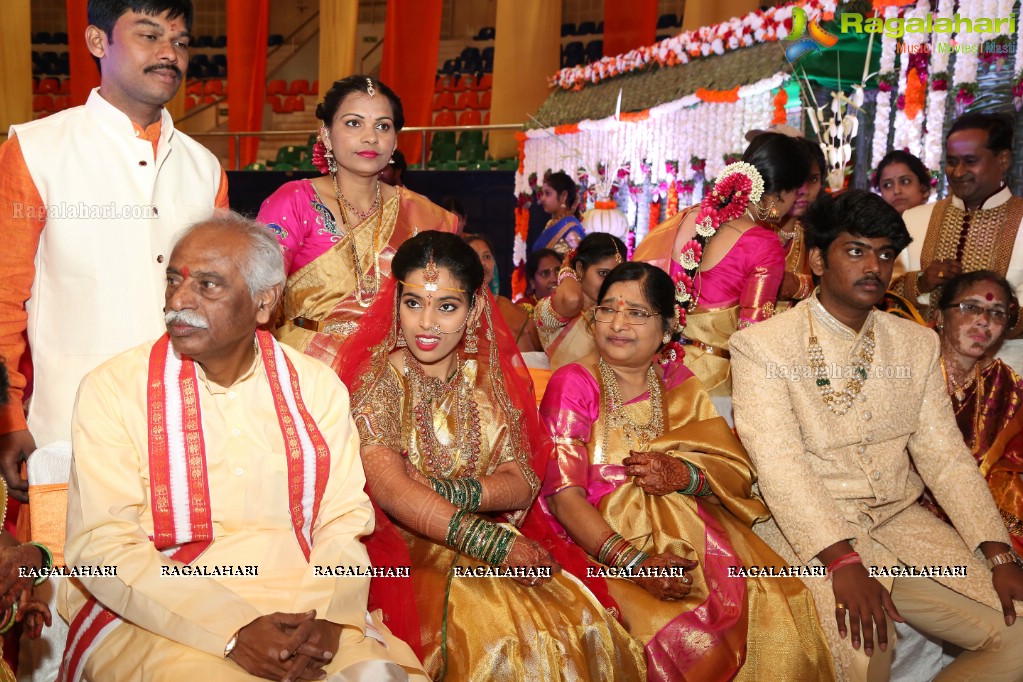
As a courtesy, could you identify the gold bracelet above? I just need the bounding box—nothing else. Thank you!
[986,550,1021,570]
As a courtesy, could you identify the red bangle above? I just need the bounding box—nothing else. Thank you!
[826,551,862,577]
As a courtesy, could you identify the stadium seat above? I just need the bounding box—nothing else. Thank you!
[267,79,288,96]
[201,95,218,105]
[53,32,68,44]
[311,80,319,94]
[32,32,51,45]
[289,79,311,95]
[39,77,60,94]
[285,95,305,112]
[459,143,486,165]
[185,95,199,111]
[479,90,492,109]
[186,80,203,96]
[269,96,288,114]
[457,110,481,126]
[656,13,677,30]
[458,130,484,151]
[243,162,267,171]
[585,40,603,63]
[434,91,456,110]
[433,110,456,127]
[194,35,213,48]
[32,95,54,112]
[456,74,475,91]
[483,111,491,125]
[430,143,457,166]
[274,146,305,167]
[56,96,71,111]
[456,90,479,110]
[560,23,576,37]
[203,79,225,96]
[213,35,227,48]
[472,73,492,91]
[268,34,285,47]
[577,21,597,35]
[58,78,70,94]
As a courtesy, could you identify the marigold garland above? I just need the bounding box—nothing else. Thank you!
[666,182,679,218]
[771,89,788,125]
[512,199,530,301]
[649,200,661,233]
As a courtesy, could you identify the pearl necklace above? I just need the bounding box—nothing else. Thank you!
[807,308,875,416]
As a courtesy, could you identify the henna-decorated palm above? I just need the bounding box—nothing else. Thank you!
[632,552,697,601]
[503,536,561,587]
[623,451,691,496]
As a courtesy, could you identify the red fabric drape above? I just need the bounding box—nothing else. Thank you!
[603,0,659,58]
[67,0,100,106]
[227,0,269,169]
[378,0,443,167]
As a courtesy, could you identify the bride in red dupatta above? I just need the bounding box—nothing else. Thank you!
[333,231,644,680]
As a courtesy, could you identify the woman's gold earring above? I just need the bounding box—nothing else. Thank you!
[396,334,407,348]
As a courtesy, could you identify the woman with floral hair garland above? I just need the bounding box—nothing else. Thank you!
[670,133,809,395]
[256,75,457,365]
[336,231,646,679]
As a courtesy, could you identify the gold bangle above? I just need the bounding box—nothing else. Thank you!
[986,551,1021,570]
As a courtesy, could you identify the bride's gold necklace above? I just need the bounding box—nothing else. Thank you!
[332,173,384,308]
[597,358,663,452]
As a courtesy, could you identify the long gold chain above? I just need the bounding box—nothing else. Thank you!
[598,358,663,453]
[807,309,875,416]
[331,173,383,308]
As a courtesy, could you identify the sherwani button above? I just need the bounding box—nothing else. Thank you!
[872,471,881,481]
[862,411,872,420]
[139,160,148,166]
[864,434,874,443]
[156,255,164,263]
[857,445,866,454]
[793,545,801,553]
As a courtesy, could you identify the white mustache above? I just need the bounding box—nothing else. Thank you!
[165,309,209,329]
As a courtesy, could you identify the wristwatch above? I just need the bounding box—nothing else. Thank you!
[986,550,1022,570]
[224,631,239,658]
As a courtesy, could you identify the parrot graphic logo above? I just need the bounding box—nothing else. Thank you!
[785,7,839,63]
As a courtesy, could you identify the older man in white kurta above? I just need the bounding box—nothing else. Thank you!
[58,215,424,681]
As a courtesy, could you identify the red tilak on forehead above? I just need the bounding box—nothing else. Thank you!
[181,266,191,278]
[985,292,995,301]
[615,298,626,309]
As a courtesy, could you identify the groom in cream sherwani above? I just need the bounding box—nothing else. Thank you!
[730,190,1023,681]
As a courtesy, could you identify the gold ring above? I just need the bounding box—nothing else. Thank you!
[835,602,847,610]
[938,270,944,278]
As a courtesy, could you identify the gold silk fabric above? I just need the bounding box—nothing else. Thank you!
[278,192,402,356]
[537,310,597,372]
[551,359,834,681]
[357,363,646,681]
[681,306,738,396]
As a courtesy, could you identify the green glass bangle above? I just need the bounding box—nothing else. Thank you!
[29,542,54,586]
[0,602,17,635]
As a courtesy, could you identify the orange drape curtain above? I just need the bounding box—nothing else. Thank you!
[227,0,269,169]
[603,0,658,58]
[67,0,100,106]
[0,1,32,134]
[379,0,443,167]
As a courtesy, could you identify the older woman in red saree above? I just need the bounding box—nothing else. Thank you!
[922,270,1023,552]
[542,262,834,681]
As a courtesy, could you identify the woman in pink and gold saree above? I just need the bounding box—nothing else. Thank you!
[667,133,808,395]
[542,262,834,681]
[337,232,645,680]
[257,75,456,366]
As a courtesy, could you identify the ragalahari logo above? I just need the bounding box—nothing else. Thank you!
[784,7,839,63]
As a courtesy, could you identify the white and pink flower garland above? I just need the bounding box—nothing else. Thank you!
[548,0,838,91]
[921,0,955,173]
[870,5,901,170]
[673,162,764,329]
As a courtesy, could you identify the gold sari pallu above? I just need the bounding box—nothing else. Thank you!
[579,364,834,681]
[681,306,738,396]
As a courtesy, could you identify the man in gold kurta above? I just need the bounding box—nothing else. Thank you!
[892,112,1023,372]
[731,191,1023,682]
[59,214,424,681]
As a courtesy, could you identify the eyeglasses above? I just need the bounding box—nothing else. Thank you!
[593,306,661,325]
[945,301,1009,324]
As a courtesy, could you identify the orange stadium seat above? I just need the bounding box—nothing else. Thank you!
[456,90,479,110]
[186,80,203,96]
[433,110,456,126]
[285,95,305,112]
[204,79,225,96]
[456,74,475,91]
[39,77,60,94]
[289,79,311,95]
[434,91,456,111]
[185,95,199,110]
[32,95,54,112]
[457,109,481,126]
[480,90,492,109]
[267,79,287,96]
[473,73,493,91]
[483,111,491,125]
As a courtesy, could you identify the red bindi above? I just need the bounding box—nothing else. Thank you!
[181,266,190,279]
[985,292,994,301]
